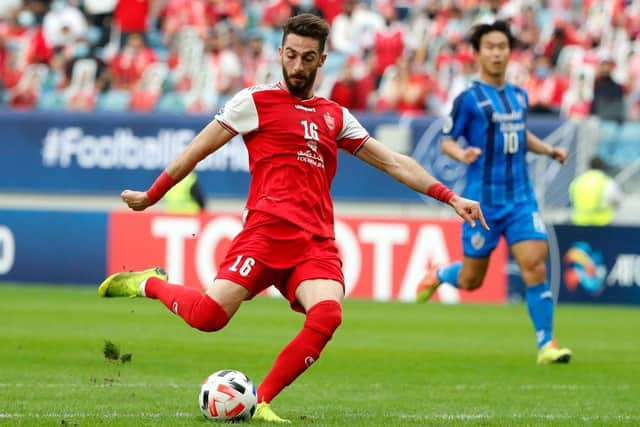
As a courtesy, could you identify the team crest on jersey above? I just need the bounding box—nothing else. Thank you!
[324,112,335,131]
[307,139,318,152]
[516,92,527,108]
[471,231,485,250]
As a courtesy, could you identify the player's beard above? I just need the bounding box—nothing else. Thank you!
[282,66,318,99]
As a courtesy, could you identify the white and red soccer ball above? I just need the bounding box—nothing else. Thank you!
[199,369,257,422]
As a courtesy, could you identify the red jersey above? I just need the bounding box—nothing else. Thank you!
[114,0,149,33]
[373,27,404,77]
[215,82,370,239]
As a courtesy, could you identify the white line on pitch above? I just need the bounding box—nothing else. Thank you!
[1,383,632,390]
[0,413,194,419]
[398,414,640,421]
[0,383,192,388]
[1,413,638,422]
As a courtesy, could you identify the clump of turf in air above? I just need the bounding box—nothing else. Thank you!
[103,340,120,361]
[103,340,133,364]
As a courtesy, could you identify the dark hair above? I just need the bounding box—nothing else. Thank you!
[282,13,330,53]
[589,156,608,171]
[468,20,515,51]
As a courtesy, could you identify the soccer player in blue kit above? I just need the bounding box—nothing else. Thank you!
[416,20,572,364]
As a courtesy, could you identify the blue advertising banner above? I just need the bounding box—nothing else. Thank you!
[0,209,107,284]
[554,225,640,305]
[0,111,569,203]
[0,111,251,197]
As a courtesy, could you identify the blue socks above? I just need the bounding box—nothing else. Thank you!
[525,282,554,349]
[437,263,554,350]
[436,262,462,287]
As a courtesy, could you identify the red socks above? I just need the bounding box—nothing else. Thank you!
[145,277,229,332]
[144,278,342,403]
[257,300,342,403]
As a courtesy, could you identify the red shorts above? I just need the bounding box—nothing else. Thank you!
[216,210,344,312]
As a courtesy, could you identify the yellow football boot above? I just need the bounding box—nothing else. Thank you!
[537,340,572,365]
[253,402,291,423]
[98,267,167,298]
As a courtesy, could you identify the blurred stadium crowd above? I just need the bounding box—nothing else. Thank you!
[0,0,639,121]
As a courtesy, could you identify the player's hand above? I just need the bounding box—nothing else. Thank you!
[121,189,152,211]
[549,146,568,164]
[461,147,482,164]
[449,195,489,230]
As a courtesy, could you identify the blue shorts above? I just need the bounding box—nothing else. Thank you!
[462,199,548,258]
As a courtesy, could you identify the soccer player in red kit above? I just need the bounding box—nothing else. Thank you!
[98,13,488,423]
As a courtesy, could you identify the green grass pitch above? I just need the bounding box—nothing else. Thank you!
[1,284,639,426]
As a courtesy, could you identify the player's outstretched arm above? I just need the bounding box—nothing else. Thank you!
[355,137,488,230]
[448,195,489,230]
[526,131,567,164]
[441,138,482,164]
[121,120,235,211]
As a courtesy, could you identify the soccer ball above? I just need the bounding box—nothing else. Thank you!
[199,369,257,422]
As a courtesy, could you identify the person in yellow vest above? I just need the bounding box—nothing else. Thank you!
[164,172,206,214]
[569,156,621,225]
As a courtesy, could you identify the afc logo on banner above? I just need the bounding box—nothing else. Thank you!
[0,225,15,275]
[607,254,640,288]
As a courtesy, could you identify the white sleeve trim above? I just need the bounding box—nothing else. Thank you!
[214,88,259,135]
[337,107,368,141]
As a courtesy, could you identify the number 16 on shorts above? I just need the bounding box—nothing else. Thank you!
[228,255,256,277]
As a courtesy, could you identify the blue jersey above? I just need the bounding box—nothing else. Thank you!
[443,80,534,205]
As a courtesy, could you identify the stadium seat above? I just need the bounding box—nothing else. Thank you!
[614,122,640,167]
[61,59,98,111]
[556,45,586,73]
[147,29,168,61]
[129,63,169,112]
[596,120,621,165]
[99,22,122,61]
[140,63,169,92]
[155,91,186,113]
[169,27,204,91]
[37,90,68,111]
[9,64,49,109]
[67,59,97,94]
[95,90,132,112]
